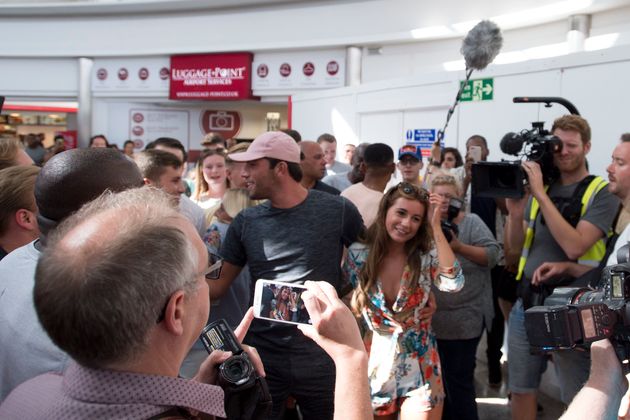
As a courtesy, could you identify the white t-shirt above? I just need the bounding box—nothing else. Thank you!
[340,182,383,227]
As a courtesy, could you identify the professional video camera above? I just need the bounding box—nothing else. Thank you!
[441,197,464,242]
[471,97,580,198]
[524,243,630,362]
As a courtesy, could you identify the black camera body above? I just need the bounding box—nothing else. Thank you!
[524,244,630,361]
[200,319,272,419]
[471,96,579,199]
[441,197,463,242]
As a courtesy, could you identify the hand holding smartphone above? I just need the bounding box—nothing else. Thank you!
[253,280,311,325]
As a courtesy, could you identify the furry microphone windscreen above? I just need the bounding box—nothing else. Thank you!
[461,20,503,71]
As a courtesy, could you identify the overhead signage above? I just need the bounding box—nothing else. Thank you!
[460,78,494,102]
[405,129,442,157]
[169,53,253,100]
[200,110,241,142]
[92,57,170,95]
[252,50,345,91]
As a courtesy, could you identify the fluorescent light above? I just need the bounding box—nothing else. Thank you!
[524,42,568,59]
[442,59,466,72]
[492,0,592,29]
[451,20,479,34]
[493,51,528,65]
[585,33,620,51]
[411,25,454,39]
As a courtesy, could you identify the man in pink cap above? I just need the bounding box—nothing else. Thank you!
[210,131,364,419]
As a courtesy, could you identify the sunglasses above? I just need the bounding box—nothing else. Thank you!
[156,251,223,323]
[394,182,429,200]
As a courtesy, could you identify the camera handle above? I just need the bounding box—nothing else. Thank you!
[513,97,580,116]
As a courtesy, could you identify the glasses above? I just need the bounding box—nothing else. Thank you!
[393,182,429,200]
[156,251,223,323]
[398,158,420,166]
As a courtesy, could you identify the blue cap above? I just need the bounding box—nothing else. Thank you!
[398,144,422,161]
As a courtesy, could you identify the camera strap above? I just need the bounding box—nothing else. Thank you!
[223,375,272,420]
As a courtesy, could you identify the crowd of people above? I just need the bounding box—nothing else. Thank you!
[1,116,630,420]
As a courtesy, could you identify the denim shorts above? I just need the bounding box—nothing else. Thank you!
[507,299,547,394]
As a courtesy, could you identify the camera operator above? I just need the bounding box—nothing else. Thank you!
[0,188,372,420]
[505,115,620,419]
[430,174,500,420]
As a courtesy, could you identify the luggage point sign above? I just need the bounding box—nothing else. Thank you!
[169,53,253,100]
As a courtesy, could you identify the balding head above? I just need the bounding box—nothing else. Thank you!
[34,148,143,243]
[299,141,326,183]
[34,187,204,369]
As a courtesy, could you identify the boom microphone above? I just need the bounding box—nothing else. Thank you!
[461,20,503,71]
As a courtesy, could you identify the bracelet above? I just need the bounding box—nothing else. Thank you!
[439,265,456,275]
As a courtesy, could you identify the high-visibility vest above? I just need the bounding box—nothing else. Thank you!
[516,176,609,281]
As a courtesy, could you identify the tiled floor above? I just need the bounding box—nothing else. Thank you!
[475,334,566,420]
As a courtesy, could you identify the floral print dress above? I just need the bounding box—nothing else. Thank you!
[342,242,464,415]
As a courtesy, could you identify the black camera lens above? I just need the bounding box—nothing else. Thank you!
[220,354,253,386]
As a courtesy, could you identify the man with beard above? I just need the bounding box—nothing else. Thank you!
[210,131,363,419]
[505,115,619,420]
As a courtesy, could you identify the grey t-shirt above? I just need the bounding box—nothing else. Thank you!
[322,172,352,192]
[221,189,364,350]
[523,177,620,281]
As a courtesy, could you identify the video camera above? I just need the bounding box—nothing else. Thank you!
[524,243,630,363]
[471,97,580,198]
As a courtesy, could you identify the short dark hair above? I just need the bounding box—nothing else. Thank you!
[145,137,187,163]
[317,133,336,144]
[89,135,109,147]
[135,149,183,182]
[267,158,303,182]
[441,147,464,167]
[466,135,487,148]
[281,129,302,143]
[621,133,630,143]
[124,140,135,148]
[363,143,394,168]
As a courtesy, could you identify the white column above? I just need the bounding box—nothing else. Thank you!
[77,57,93,148]
[567,14,591,53]
[345,46,362,87]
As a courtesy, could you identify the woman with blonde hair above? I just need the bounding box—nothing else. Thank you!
[192,148,229,210]
[429,174,499,420]
[343,182,464,420]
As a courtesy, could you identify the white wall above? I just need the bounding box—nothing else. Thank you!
[292,43,630,178]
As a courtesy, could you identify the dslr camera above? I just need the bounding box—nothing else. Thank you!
[471,97,581,199]
[524,243,630,362]
[441,197,464,242]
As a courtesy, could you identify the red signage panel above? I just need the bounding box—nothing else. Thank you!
[169,53,253,100]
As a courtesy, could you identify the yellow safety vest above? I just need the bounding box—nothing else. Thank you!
[516,176,609,281]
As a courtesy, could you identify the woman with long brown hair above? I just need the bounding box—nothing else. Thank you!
[343,182,464,420]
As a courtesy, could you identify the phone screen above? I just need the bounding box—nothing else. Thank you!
[469,146,482,163]
[254,280,311,325]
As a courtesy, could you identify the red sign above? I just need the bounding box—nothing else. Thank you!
[55,130,77,150]
[303,62,315,76]
[170,53,253,100]
[279,63,291,77]
[200,110,241,140]
[327,61,339,76]
[138,67,149,80]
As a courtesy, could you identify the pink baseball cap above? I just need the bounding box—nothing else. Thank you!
[228,131,300,163]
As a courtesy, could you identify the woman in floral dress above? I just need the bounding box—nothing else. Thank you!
[343,182,464,420]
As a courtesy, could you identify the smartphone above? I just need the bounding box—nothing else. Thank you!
[253,279,311,325]
[469,145,482,163]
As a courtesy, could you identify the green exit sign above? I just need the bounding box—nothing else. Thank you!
[460,78,494,102]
